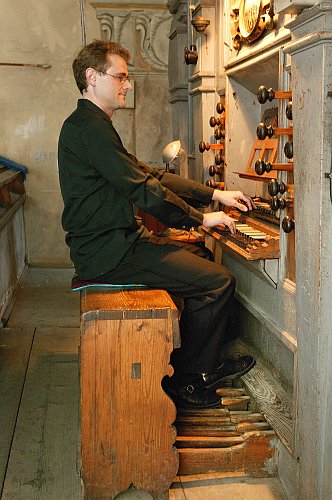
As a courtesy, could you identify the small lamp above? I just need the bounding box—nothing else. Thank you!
[191,16,210,34]
[162,140,182,172]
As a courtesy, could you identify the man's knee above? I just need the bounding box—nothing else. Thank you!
[205,266,235,299]
[219,268,235,293]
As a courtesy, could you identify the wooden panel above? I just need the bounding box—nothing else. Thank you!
[1,327,81,499]
[243,366,293,452]
[80,290,179,499]
[0,328,34,491]
[178,431,277,477]
[81,287,181,348]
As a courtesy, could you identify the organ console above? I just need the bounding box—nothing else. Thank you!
[203,202,280,260]
[205,83,295,262]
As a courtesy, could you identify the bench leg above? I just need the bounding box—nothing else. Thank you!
[80,315,179,499]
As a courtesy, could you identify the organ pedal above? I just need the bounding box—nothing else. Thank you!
[175,384,277,476]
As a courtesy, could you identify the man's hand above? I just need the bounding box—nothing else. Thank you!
[203,211,236,234]
[212,189,256,212]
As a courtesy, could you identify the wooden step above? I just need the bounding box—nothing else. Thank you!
[177,430,277,477]
[175,384,277,477]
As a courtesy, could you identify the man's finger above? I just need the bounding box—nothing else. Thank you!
[235,201,248,212]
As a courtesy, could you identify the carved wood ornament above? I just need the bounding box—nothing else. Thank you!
[230,0,275,50]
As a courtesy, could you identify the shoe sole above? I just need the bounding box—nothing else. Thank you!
[204,358,256,390]
[173,398,221,409]
[162,383,221,410]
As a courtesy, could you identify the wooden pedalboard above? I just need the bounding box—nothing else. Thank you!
[175,384,277,476]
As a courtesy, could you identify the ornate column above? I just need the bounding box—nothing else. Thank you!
[89,1,173,167]
[167,0,189,176]
[167,0,217,182]
[188,1,217,184]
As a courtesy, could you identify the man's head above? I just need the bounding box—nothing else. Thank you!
[72,40,132,116]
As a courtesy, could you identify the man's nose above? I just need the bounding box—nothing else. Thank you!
[124,80,133,91]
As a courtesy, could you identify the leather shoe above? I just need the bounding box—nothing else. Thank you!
[192,355,256,391]
[162,375,221,409]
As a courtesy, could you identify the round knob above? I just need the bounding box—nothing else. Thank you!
[214,127,225,140]
[206,179,221,188]
[284,141,293,159]
[268,179,279,197]
[255,159,265,175]
[279,182,286,195]
[270,197,291,211]
[216,102,225,114]
[209,116,221,127]
[286,101,293,121]
[257,86,275,104]
[255,159,272,175]
[268,180,287,196]
[215,154,224,166]
[270,196,282,211]
[214,128,221,140]
[209,165,223,176]
[208,165,214,176]
[210,116,216,127]
[282,216,295,233]
[256,123,273,140]
[199,141,210,153]
[209,165,216,176]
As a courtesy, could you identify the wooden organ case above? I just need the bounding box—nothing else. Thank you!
[165,0,322,493]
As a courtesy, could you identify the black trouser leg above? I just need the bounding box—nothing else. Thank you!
[97,237,236,375]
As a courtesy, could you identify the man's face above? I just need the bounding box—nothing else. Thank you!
[92,54,132,114]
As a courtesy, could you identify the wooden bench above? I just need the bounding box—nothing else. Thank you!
[80,287,181,499]
[0,166,25,209]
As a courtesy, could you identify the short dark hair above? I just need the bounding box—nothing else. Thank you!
[72,40,130,94]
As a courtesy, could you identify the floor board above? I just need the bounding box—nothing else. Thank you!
[6,268,79,329]
[0,328,35,492]
[1,326,81,500]
[172,474,288,499]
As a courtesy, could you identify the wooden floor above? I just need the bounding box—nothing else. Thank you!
[0,268,289,499]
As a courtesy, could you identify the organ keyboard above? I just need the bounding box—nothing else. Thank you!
[203,200,280,260]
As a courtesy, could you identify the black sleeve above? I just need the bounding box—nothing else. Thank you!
[128,154,214,207]
[80,119,205,228]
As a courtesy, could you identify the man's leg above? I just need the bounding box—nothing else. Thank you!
[97,237,254,408]
[100,238,234,372]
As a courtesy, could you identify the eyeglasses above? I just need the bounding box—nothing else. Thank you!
[103,73,131,84]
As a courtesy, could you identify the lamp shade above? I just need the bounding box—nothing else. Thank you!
[162,140,181,164]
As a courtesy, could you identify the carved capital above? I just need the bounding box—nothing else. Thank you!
[92,6,171,71]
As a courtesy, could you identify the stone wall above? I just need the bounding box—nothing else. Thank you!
[0,0,172,268]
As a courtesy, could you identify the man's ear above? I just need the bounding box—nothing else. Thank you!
[86,67,97,87]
